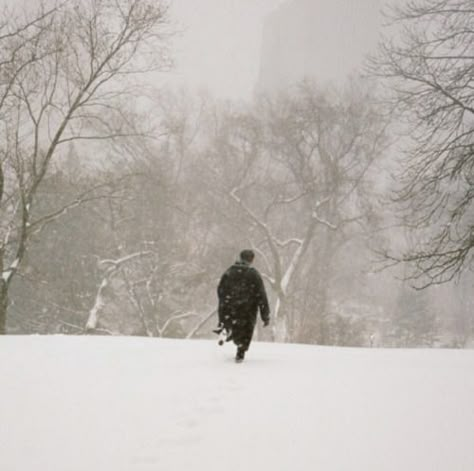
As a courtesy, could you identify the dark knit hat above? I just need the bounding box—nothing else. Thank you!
[239,249,255,263]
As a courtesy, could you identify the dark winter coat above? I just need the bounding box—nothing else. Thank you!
[217,261,270,329]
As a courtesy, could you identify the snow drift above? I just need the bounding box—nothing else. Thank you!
[1,336,473,470]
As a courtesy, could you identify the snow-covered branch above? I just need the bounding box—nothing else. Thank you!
[158,312,198,337]
[280,242,305,296]
[311,211,338,230]
[186,309,217,339]
[311,197,337,230]
[86,251,155,332]
[86,278,108,331]
[98,251,155,270]
[1,258,19,284]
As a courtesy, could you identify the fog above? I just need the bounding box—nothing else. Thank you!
[167,0,384,99]
[167,0,285,99]
[0,0,472,347]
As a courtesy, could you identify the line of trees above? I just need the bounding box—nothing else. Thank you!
[0,0,171,334]
[370,0,474,287]
[1,0,472,347]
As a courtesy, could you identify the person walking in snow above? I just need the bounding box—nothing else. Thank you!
[215,249,270,362]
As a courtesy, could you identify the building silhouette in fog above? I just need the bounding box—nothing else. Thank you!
[256,0,382,94]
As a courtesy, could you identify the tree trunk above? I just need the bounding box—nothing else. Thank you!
[0,281,8,335]
[272,295,290,342]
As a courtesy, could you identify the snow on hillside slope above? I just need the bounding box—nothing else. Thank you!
[1,336,473,471]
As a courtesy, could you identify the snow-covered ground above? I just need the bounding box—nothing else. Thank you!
[1,336,473,471]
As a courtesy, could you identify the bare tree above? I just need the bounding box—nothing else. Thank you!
[0,0,171,333]
[85,250,209,337]
[201,81,388,342]
[82,133,216,338]
[370,0,474,287]
[261,82,388,342]
[0,2,61,333]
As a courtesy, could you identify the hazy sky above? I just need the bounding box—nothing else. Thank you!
[166,0,387,100]
[167,0,286,100]
[1,0,387,100]
[0,0,282,99]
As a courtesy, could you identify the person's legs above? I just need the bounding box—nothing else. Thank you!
[232,318,255,361]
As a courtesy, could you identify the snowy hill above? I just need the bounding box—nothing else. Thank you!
[1,336,473,471]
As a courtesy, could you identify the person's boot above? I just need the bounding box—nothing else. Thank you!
[235,346,245,363]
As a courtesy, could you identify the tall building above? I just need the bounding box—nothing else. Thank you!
[256,0,383,93]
